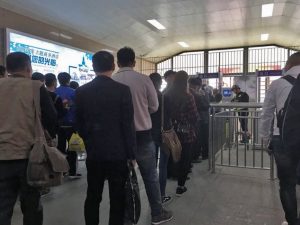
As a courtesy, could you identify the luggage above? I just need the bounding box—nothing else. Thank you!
[281,75,300,151]
[125,162,141,224]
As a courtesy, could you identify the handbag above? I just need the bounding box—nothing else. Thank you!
[27,82,69,188]
[68,133,86,152]
[161,94,182,163]
[125,162,141,224]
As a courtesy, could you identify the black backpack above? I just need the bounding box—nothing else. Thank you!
[280,75,300,151]
[277,75,297,130]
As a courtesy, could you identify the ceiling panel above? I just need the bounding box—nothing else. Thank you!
[1,0,300,57]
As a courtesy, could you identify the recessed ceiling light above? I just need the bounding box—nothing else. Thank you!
[177,42,189,48]
[261,3,274,17]
[147,19,166,30]
[261,33,269,41]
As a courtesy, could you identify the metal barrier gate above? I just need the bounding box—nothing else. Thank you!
[209,103,275,180]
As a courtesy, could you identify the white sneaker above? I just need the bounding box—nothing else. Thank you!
[281,221,288,225]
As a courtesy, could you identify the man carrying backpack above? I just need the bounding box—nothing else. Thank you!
[260,52,300,225]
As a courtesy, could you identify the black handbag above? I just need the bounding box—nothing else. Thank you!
[125,163,141,224]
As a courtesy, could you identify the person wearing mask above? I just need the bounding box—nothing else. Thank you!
[0,65,6,78]
[260,52,300,225]
[0,52,56,225]
[165,71,199,196]
[188,78,210,162]
[76,51,136,225]
[149,72,172,204]
[31,72,45,83]
[231,84,250,143]
[56,72,80,179]
[113,47,173,225]
[70,81,79,89]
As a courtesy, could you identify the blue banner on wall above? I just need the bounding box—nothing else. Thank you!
[257,70,282,77]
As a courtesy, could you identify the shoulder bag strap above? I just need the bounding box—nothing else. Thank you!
[282,75,297,86]
[32,81,46,142]
[161,94,164,132]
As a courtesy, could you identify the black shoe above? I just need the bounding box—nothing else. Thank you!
[152,209,173,225]
[192,158,202,163]
[176,186,187,196]
[162,196,172,205]
[202,156,208,160]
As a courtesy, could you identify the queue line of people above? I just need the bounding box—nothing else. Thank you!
[0,47,210,225]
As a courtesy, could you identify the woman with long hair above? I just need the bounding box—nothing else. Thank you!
[165,70,199,196]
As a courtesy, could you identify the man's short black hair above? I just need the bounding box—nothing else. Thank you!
[149,72,162,89]
[117,47,135,67]
[164,70,176,79]
[6,52,31,73]
[45,73,57,87]
[57,72,71,86]
[32,72,45,82]
[70,81,79,89]
[0,65,6,76]
[92,51,114,73]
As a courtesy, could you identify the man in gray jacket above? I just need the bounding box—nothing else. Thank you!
[113,47,173,225]
[260,52,300,225]
[0,52,56,225]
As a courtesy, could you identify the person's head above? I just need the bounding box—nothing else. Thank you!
[117,47,135,68]
[92,51,115,76]
[164,70,176,85]
[213,88,219,96]
[70,81,79,89]
[188,77,202,91]
[284,52,300,72]
[57,72,71,86]
[31,72,45,83]
[6,52,32,78]
[231,84,241,94]
[45,73,57,89]
[168,70,189,105]
[0,65,6,78]
[149,72,162,91]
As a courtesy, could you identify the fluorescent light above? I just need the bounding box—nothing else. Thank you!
[262,3,274,17]
[177,42,189,48]
[60,33,72,40]
[147,19,166,30]
[50,31,59,36]
[261,33,269,41]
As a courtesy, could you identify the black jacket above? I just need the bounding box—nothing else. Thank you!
[190,88,210,123]
[151,90,162,145]
[75,76,136,162]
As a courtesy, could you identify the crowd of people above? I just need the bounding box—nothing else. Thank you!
[0,47,212,225]
[4,47,300,225]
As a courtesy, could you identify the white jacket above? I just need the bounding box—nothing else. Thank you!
[260,65,300,142]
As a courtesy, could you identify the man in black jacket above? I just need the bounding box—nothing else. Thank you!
[75,51,136,225]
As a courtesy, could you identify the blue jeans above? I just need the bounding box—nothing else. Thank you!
[0,160,43,225]
[272,136,300,225]
[136,139,163,217]
[159,144,170,197]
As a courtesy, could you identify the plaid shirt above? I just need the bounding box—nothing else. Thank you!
[174,93,200,143]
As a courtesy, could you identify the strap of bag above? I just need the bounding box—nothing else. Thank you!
[282,75,296,86]
[32,81,47,142]
[161,94,165,132]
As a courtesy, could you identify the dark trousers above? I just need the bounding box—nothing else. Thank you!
[177,143,192,187]
[84,160,128,225]
[238,111,248,132]
[199,121,209,159]
[272,136,300,225]
[57,126,78,175]
[0,160,43,225]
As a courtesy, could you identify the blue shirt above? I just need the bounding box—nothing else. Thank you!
[55,86,75,125]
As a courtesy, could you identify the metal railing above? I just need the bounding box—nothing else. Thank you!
[209,102,275,180]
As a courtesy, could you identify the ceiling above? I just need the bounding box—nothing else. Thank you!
[1,0,300,58]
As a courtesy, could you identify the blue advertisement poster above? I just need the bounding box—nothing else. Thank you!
[9,31,95,86]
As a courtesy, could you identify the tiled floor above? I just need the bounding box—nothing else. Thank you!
[12,160,286,225]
